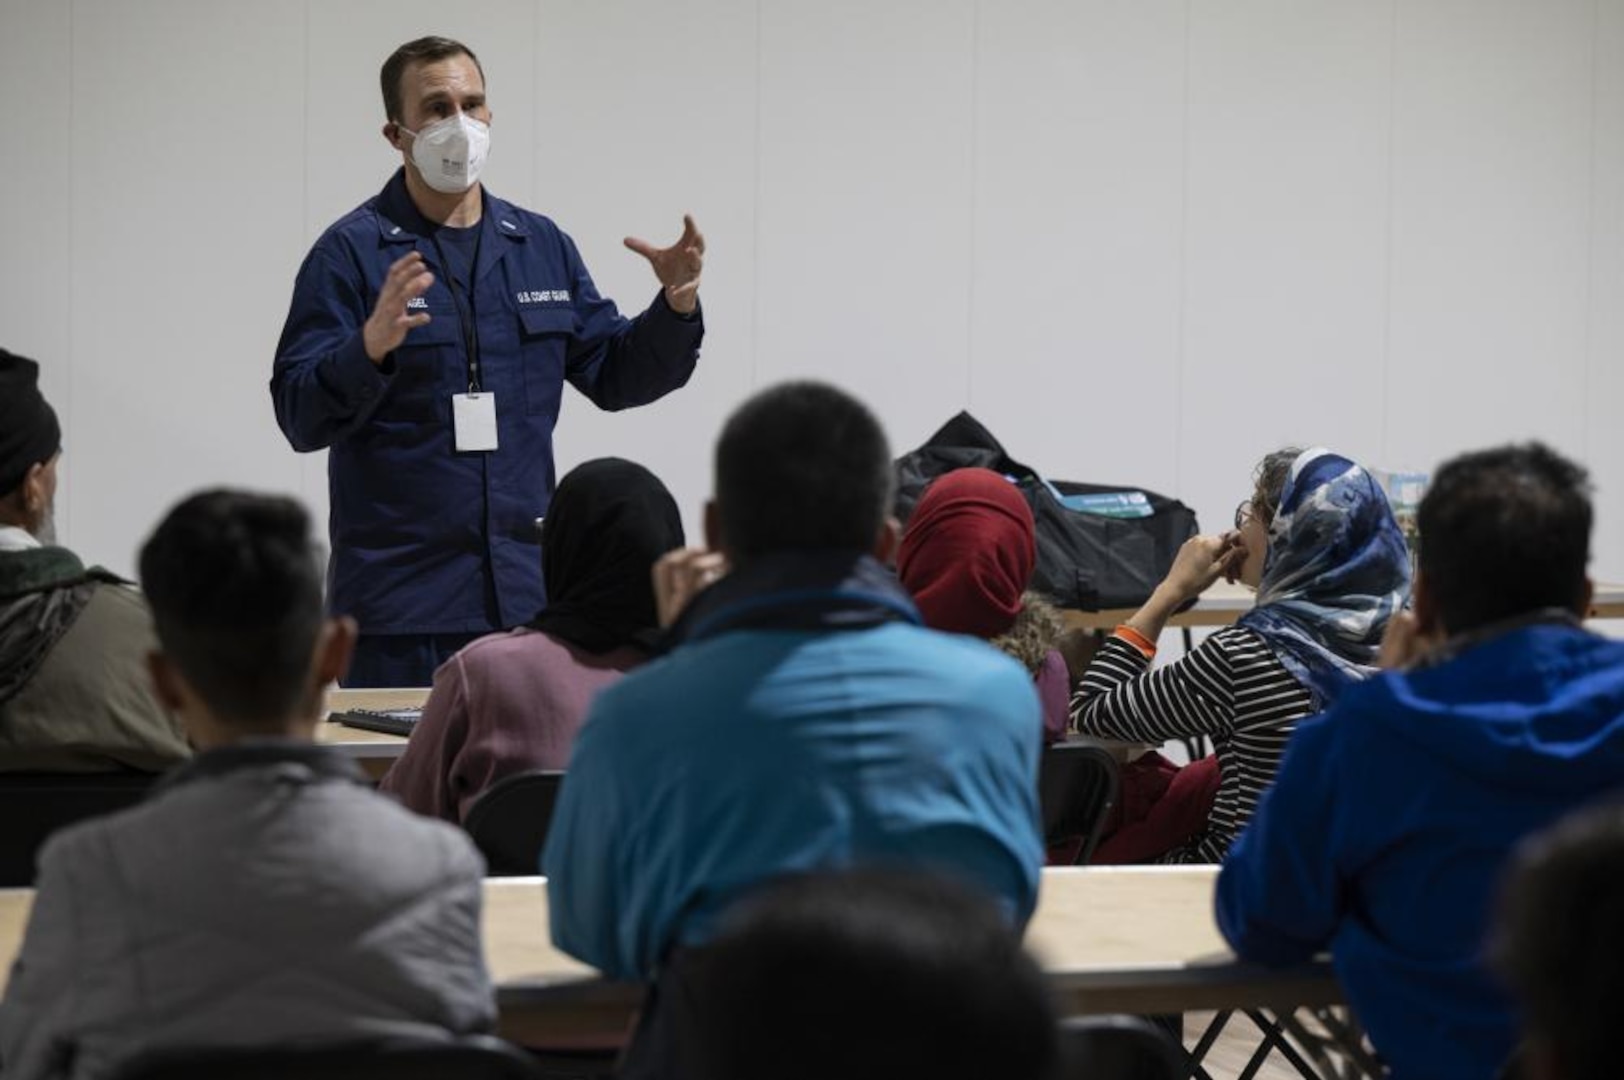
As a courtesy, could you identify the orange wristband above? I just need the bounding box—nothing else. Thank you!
[1113,624,1158,659]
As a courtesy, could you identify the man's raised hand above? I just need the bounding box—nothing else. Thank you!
[363,252,435,363]
[624,215,705,315]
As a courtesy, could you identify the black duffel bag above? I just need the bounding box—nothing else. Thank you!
[894,412,1198,612]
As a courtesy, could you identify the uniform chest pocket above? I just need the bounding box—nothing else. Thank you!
[518,306,577,416]
[383,308,462,422]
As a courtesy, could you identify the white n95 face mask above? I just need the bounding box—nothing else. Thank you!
[401,113,490,194]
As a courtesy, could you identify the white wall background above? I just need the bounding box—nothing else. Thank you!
[2,0,1622,592]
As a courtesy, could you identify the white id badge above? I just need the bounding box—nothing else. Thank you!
[452,392,499,452]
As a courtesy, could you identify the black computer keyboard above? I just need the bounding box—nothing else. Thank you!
[331,708,423,737]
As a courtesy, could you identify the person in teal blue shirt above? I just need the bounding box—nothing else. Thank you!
[543,382,1045,986]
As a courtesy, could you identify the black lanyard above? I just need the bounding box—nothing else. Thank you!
[430,226,484,392]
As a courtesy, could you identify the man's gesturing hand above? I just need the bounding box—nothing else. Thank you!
[363,252,436,364]
[624,215,705,315]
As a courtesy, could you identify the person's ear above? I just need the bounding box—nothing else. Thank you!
[1410,570,1441,638]
[20,461,48,516]
[383,121,405,151]
[313,616,359,689]
[146,651,187,713]
[703,500,721,554]
[872,515,901,566]
[1577,576,1595,620]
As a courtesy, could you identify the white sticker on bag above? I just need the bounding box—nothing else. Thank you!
[452,393,499,452]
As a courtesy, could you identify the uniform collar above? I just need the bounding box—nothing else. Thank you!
[374,168,529,244]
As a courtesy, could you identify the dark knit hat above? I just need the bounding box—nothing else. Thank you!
[0,349,62,497]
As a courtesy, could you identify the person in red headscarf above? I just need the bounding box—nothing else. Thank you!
[896,468,1069,743]
[897,466,1222,865]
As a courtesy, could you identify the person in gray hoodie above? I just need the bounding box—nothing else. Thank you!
[0,489,495,1080]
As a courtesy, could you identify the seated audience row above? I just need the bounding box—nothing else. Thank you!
[4,354,1623,1080]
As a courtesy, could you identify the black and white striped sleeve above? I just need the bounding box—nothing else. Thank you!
[1069,632,1239,744]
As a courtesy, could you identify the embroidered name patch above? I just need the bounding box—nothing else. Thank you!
[517,290,571,304]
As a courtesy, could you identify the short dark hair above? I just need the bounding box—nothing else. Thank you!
[714,382,894,563]
[1494,800,1624,1080]
[139,490,325,726]
[670,868,1059,1080]
[380,36,484,124]
[1416,443,1591,633]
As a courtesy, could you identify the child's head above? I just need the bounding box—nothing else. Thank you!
[1494,800,1624,1080]
[670,867,1059,1080]
[139,489,353,744]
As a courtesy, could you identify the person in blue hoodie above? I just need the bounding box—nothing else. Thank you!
[1216,442,1624,1080]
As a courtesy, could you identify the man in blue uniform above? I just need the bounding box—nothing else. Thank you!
[272,36,704,687]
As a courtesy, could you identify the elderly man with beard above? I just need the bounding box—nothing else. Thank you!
[0,349,188,772]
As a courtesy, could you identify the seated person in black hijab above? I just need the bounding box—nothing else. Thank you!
[380,458,684,822]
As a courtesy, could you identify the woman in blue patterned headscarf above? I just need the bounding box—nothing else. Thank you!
[1234,447,1412,708]
[1070,446,1411,864]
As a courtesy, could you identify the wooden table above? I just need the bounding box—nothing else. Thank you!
[1064,580,1624,632]
[1026,867,1339,1016]
[0,867,1344,1045]
[314,687,428,780]
[1592,583,1624,620]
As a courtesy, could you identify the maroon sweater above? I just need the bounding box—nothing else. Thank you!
[379,628,645,822]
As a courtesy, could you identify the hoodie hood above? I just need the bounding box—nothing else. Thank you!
[1354,621,1624,795]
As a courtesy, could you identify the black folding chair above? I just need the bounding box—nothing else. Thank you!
[0,771,157,886]
[462,769,565,876]
[1039,743,1120,865]
[1059,1015,1183,1080]
[110,1034,546,1080]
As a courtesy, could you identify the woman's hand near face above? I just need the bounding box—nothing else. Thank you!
[1164,533,1245,603]
[1219,529,1250,585]
[1123,533,1242,645]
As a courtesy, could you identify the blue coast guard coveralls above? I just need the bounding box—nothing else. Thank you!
[272,169,702,685]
